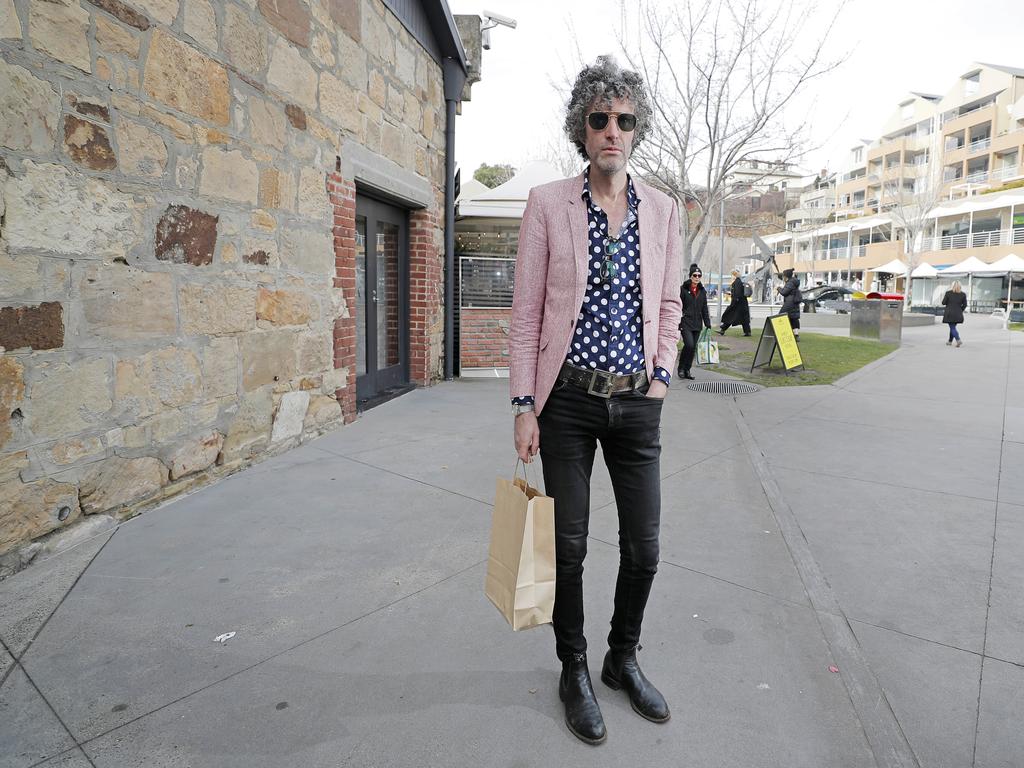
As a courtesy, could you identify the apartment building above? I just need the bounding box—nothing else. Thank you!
[752,62,1024,299]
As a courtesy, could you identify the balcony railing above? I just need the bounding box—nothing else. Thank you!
[921,228,1024,252]
[964,169,989,183]
[943,173,963,183]
[991,165,1022,181]
[805,245,867,261]
[968,137,991,154]
[945,140,965,152]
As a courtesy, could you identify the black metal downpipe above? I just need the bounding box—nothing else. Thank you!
[442,58,465,381]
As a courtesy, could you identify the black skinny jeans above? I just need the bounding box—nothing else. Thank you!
[537,382,664,662]
[678,327,699,374]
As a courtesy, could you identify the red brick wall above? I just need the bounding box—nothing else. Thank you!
[328,173,358,423]
[460,308,512,369]
[409,208,442,385]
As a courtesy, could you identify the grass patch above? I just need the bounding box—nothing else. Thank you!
[1010,322,1024,333]
[685,330,897,387]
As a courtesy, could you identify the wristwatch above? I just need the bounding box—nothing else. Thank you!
[512,403,535,416]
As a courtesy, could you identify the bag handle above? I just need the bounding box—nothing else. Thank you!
[512,457,533,486]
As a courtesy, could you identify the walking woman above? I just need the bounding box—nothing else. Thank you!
[718,269,751,336]
[678,263,711,380]
[777,268,802,340]
[942,281,968,347]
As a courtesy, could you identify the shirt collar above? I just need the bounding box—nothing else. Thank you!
[581,168,642,211]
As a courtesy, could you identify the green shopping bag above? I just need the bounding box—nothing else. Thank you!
[696,327,719,365]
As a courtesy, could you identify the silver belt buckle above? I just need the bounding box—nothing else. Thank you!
[587,370,613,398]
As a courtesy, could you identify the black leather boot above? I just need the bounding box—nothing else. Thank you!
[601,648,670,723]
[559,653,607,745]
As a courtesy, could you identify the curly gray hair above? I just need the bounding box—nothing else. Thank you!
[564,55,653,160]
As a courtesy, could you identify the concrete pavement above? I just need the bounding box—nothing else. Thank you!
[1,315,1021,767]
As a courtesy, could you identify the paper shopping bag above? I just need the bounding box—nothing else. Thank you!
[484,462,556,631]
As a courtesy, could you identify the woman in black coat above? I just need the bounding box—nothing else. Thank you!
[777,268,802,340]
[941,281,967,347]
[678,264,712,380]
[718,269,751,336]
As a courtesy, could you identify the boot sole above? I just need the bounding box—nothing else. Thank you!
[564,717,607,745]
[601,671,672,723]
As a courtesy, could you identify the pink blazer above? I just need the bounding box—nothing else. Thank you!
[509,172,683,414]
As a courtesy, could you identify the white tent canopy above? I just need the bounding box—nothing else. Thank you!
[981,253,1024,274]
[939,255,995,275]
[910,262,939,277]
[873,258,910,274]
[457,162,566,218]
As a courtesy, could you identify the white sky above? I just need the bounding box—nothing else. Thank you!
[448,0,1023,180]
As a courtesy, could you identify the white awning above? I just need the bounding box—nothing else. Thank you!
[984,253,1024,274]
[939,255,997,274]
[457,162,567,219]
[910,263,939,277]
[873,258,910,274]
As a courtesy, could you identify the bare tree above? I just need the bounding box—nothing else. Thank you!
[880,165,946,308]
[615,0,846,271]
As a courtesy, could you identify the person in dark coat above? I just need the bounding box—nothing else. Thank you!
[777,268,802,340]
[718,269,751,336]
[678,263,712,379]
[941,280,967,347]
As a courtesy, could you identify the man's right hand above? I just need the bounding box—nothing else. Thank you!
[514,412,540,463]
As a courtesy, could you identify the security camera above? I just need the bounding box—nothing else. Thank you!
[482,10,517,29]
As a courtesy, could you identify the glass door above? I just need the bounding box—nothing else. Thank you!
[355,196,409,408]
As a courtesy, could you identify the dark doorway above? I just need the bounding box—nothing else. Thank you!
[355,196,411,410]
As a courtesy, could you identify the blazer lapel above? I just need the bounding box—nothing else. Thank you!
[567,177,589,308]
[637,194,654,321]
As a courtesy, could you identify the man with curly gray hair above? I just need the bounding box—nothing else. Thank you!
[509,55,682,744]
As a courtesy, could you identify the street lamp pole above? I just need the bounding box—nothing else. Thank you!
[717,194,725,322]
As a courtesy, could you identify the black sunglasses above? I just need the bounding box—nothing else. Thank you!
[587,112,637,132]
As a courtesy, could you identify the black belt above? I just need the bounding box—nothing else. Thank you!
[557,363,648,399]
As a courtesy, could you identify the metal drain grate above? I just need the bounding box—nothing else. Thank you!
[686,380,761,395]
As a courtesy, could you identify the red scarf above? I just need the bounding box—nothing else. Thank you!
[689,282,699,297]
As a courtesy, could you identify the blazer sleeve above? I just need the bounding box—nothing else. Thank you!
[941,292,948,306]
[701,294,711,328]
[655,201,684,371]
[508,189,550,400]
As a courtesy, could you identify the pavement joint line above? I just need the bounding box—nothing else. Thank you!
[971,330,1012,768]
[832,345,903,390]
[732,398,921,768]
[657,557,814,612]
[3,527,120,669]
[316,450,494,508]
[17,658,99,768]
[764,461,1001,507]
[791,412,1006,444]
[60,557,488,757]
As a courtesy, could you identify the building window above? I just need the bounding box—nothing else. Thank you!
[964,72,980,97]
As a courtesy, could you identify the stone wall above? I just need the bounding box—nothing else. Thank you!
[0,0,448,572]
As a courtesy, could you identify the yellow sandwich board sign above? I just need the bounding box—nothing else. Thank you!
[751,314,804,372]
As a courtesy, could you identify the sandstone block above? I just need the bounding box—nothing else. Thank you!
[199,147,259,204]
[240,330,298,389]
[395,41,415,88]
[184,0,218,51]
[155,204,218,265]
[297,166,330,222]
[251,209,276,231]
[63,115,117,171]
[0,450,29,482]
[28,0,91,73]
[169,432,223,479]
[285,103,307,130]
[51,436,105,466]
[79,456,166,514]
[1,357,26,449]
[180,283,256,335]
[267,39,317,111]
[249,97,287,150]
[1,0,22,39]
[202,337,238,397]
[318,70,359,135]
[3,162,140,258]
[95,15,140,57]
[242,236,277,266]
[86,0,151,31]
[28,358,112,440]
[144,30,230,126]
[0,479,80,552]
[144,408,188,442]
[322,367,347,392]
[256,287,318,326]
[221,387,272,461]
[0,302,64,351]
[368,69,386,108]
[142,105,191,140]
[188,400,220,429]
[280,225,332,276]
[297,331,332,373]
[311,29,334,68]
[133,0,178,25]
[270,390,308,442]
[0,60,60,153]
[329,0,359,41]
[303,393,340,431]
[381,120,403,165]
[117,119,168,177]
[115,346,203,417]
[258,0,310,48]
[79,266,176,340]
[336,27,367,89]
[224,4,266,77]
[258,167,281,209]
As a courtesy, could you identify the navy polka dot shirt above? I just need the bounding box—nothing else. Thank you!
[512,173,671,406]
